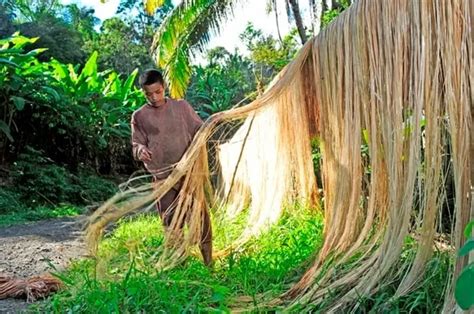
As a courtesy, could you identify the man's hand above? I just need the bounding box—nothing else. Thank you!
[138,147,152,162]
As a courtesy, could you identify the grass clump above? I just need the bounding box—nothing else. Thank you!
[42,207,324,312]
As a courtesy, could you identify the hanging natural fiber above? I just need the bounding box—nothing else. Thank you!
[86,0,472,311]
[0,273,62,302]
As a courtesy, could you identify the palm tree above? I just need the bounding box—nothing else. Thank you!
[266,0,283,44]
[145,0,239,98]
[286,0,308,44]
[146,0,342,98]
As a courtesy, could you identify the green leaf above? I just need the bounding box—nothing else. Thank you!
[362,129,369,145]
[455,263,474,310]
[210,285,229,303]
[68,64,78,83]
[465,221,474,238]
[51,60,68,80]
[165,47,192,98]
[25,48,48,57]
[0,58,19,68]
[122,69,138,100]
[98,136,108,148]
[79,51,98,82]
[0,121,13,142]
[10,35,38,48]
[9,74,23,91]
[459,239,474,257]
[106,127,129,138]
[41,86,61,102]
[0,48,22,55]
[152,0,238,98]
[11,96,26,111]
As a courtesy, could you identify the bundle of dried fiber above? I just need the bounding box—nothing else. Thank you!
[0,273,62,302]
[86,0,472,311]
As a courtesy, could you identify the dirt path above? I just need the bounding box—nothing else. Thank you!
[0,216,87,313]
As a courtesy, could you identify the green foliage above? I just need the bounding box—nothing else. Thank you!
[239,23,300,93]
[321,1,351,28]
[6,0,163,77]
[43,207,323,312]
[0,3,15,38]
[0,188,25,214]
[0,33,144,173]
[240,23,299,72]
[3,0,90,64]
[83,18,155,78]
[18,15,86,65]
[6,0,63,23]
[42,205,450,312]
[117,0,172,46]
[77,170,118,203]
[0,204,81,227]
[0,146,118,225]
[455,220,474,310]
[0,33,51,146]
[10,146,117,207]
[62,4,99,42]
[11,146,77,205]
[186,24,300,118]
[464,221,474,238]
[292,236,450,313]
[151,0,239,98]
[187,48,256,118]
[360,253,450,313]
[148,0,350,97]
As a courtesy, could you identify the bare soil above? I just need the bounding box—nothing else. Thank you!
[0,217,86,313]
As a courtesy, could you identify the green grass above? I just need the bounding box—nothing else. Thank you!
[36,206,451,313]
[0,204,82,227]
[40,207,324,313]
[296,237,452,313]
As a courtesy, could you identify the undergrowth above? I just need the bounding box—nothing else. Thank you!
[0,147,118,226]
[41,207,323,313]
[0,204,82,227]
[38,205,451,313]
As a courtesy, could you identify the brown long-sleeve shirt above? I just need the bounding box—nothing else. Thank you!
[131,98,203,179]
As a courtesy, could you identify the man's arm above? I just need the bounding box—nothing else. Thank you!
[131,113,152,162]
[182,100,203,136]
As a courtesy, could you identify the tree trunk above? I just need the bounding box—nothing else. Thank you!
[309,0,323,35]
[272,0,284,44]
[287,0,307,44]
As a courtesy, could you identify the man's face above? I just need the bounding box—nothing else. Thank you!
[143,82,165,107]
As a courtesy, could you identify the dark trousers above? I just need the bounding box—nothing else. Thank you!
[156,187,213,265]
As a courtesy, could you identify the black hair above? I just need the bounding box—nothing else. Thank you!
[139,69,164,88]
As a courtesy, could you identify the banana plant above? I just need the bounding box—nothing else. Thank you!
[1,33,145,170]
[455,221,474,310]
[0,33,49,143]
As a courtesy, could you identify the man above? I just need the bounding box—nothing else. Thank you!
[131,69,212,266]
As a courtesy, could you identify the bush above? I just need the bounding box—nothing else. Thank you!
[0,188,25,214]
[76,170,118,203]
[1,34,143,173]
[11,147,78,205]
[10,146,117,207]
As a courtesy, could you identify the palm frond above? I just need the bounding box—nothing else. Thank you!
[150,0,241,98]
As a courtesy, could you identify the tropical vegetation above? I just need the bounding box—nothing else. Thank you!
[0,0,472,313]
